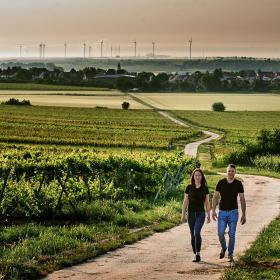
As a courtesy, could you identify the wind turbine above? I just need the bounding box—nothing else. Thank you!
[134,40,137,57]
[152,42,155,57]
[83,42,86,58]
[100,40,104,57]
[64,43,67,57]
[89,46,92,57]
[189,38,192,59]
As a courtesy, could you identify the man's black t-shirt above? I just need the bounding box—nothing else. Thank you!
[215,178,244,210]
[185,184,209,212]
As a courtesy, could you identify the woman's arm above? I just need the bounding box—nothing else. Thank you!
[205,194,211,223]
[181,193,189,223]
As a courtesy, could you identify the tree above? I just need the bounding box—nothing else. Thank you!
[212,102,225,112]
[122,101,130,109]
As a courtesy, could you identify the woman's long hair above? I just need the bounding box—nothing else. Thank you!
[190,168,208,187]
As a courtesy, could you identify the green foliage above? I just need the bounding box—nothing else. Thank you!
[220,129,280,166]
[0,106,199,149]
[0,148,195,219]
[122,101,130,109]
[1,98,31,106]
[212,102,225,112]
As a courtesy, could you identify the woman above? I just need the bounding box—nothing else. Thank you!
[181,168,211,262]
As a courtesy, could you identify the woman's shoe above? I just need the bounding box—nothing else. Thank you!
[192,254,201,262]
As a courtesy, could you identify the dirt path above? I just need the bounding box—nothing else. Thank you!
[46,174,280,280]
[158,111,220,157]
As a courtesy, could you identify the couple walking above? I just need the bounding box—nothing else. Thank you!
[181,164,246,262]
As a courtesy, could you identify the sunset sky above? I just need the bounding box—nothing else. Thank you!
[0,0,279,58]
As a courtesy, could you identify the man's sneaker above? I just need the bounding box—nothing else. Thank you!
[192,254,201,262]
[219,249,226,259]
[228,255,234,262]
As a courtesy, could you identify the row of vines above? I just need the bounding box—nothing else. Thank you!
[0,149,195,219]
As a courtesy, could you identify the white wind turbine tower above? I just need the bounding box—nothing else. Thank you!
[89,46,92,57]
[189,38,192,59]
[134,40,137,57]
[83,42,86,58]
[64,43,67,57]
[152,42,155,57]
[100,40,104,57]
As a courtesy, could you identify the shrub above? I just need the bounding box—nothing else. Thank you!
[212,102,225,112]
[2,98,31,106]
[122,101,130,110]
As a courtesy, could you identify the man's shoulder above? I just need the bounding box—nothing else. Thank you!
[218,178,227,184]
[234,178,243,185]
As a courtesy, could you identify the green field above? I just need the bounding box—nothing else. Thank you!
[0,82,111,91]
[0,103,203,278]
[134,93,280,111]
[0,105,200,148]
[171,110,280,160]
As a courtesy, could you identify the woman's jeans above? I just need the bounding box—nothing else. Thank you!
[218,209,239,257]
[188,211,205,254]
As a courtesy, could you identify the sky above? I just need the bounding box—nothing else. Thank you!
[0,0,279,58]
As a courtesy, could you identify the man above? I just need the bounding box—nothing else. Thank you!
[212,164,246,262]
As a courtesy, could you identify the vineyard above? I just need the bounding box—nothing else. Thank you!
[0,105,200,148]
[0,104,202,279]
[0,148,196,219]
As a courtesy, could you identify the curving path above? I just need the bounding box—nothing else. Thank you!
[158,110,220,157]
[46,112,280,280]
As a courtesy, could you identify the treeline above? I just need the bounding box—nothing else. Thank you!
[1,65,280,92]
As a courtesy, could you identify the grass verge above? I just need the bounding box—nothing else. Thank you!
[0,199,181,279]
[222,215,280,280]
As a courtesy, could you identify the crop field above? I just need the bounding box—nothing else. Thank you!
[171,110,280,167]
[134,93,280,111]
[0,105,200,148]
[0,82,111,91]
[0,93,148,109]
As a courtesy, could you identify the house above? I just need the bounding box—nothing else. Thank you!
[0,73,17,80]
[257,71,275,81]
[168,73,189,83]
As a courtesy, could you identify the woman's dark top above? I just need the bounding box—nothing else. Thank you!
[185,184,209,212]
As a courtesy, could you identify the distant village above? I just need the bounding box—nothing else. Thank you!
[0,62,280,92]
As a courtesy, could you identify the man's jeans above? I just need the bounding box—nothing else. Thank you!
[188,211,206,254]
[218,209,239,257]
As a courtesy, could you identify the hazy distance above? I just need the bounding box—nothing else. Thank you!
[0,0,279,58]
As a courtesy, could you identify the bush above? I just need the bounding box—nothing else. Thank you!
[2,98,31,106]
[212,102,225,112]
[122,101,130,110]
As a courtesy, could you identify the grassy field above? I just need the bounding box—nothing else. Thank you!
[134,93,280,111]
[0,105,200,148]
[171,111,280,162]
[0,82,111,91]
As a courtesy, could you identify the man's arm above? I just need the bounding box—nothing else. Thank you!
[239,193,246,225]
[181,193,189,223]
[212,191,220,221]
